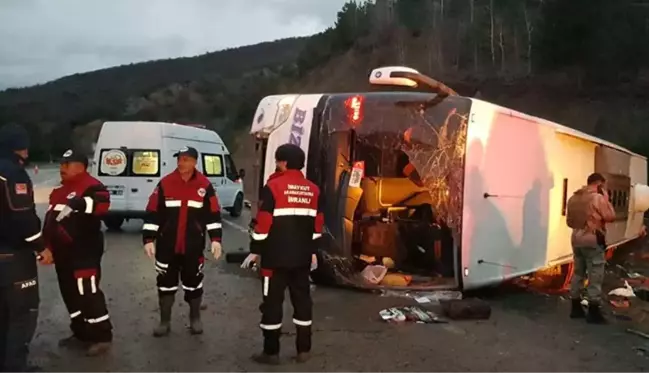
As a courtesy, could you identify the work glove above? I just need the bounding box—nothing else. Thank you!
[311,254,318,272]
[211,241,222,260]
[144,242,155,259]
[241,253,259,269]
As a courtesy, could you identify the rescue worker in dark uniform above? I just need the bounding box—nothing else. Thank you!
[42,149,113,356]
[142,146,223,337]
[242,143,323,365]
[0,123,53,372]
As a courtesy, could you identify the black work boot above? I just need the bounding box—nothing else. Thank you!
[569,299,586,319]
[188,298,203,335]
[252,329,281,365]
[295,325,312,363]
[586,302,607,324]
[153,295,174,337]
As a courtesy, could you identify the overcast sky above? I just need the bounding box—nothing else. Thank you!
[0,0,347,90]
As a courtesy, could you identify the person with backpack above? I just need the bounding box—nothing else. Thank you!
[566,172,616,324]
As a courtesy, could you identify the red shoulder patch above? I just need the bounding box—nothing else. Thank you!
[15,183,27,195]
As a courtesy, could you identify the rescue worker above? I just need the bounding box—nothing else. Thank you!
[241,143,323,365]
[568,172,616,324]
[0,123,53,372]
[42,149,113,356]
[142,146,223,337]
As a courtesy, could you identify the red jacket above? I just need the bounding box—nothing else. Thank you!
[43,172,110,262]
[142,169,222,255]
[250,169,324,269]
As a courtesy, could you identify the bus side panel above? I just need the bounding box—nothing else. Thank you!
[626,156,648,239]
[544,133,596,266]
[462,102,556,289]
[262,94,324,184]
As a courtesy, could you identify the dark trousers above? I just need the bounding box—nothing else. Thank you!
[155,252,205,302]
[55,258,112,343]
[259,266,312,355]
[0,251,39,372]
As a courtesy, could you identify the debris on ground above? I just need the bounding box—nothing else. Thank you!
[610,299,630,308]
[627,328,649,340]
[633,343,649,357]
[361,265,388,285]
[379,306,448,324]
[440,298,492,320]
[633,287,649,301]
[380,273,412,286]
[608,281,636,298]
[380,290,462,303]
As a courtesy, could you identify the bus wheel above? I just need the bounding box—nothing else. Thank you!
[104,217,124,231]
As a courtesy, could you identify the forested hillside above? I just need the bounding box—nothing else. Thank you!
[1,0,648,160]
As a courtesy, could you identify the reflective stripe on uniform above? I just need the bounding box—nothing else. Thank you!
[143,223,159,231]
[260,323,282,330]
[83,197,93,214]
[158,286,178,292]
[274,208,317,217]
[251,232,268,241]
[187,200,203,209]
[90,275,97,294]
[25,232,41,242]
[165,200,182,207]
[70,311,81,319]
[0,175,5,181]
[206,222,221,230]
[182,282,203,292]
[86,314,110,324]
[312,233,322,240]
[53,204,66,211]
[293,318,312,326]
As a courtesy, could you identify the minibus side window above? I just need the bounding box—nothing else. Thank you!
[131,150,161,177]
[202,154,224,177]
[98,148,128,177]
[224,155,239,181]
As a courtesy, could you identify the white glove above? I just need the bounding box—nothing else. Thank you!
[55,205,74,222]
[211,241,222,260]
[310,254,318,272]
[241,253,259,269]
[144,242,155,259]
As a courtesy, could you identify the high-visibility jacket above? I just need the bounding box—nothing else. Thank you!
[250,169,324,268]
[142,169,222,254]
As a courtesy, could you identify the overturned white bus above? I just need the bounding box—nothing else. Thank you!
[247,66,649,291]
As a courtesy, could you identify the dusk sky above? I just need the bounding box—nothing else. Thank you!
[0,0,348,89]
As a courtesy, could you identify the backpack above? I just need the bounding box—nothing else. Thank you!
[566,189,593,229]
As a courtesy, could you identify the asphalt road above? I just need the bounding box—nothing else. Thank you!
[26,180,649,371]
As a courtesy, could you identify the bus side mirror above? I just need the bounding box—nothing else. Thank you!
[238,169,246,179]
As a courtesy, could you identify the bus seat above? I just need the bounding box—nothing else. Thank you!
[359,178,381,216]
[378,178,429,207]
[359,177,430,217]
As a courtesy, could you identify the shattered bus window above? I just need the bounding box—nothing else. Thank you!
[318,92,472,288]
